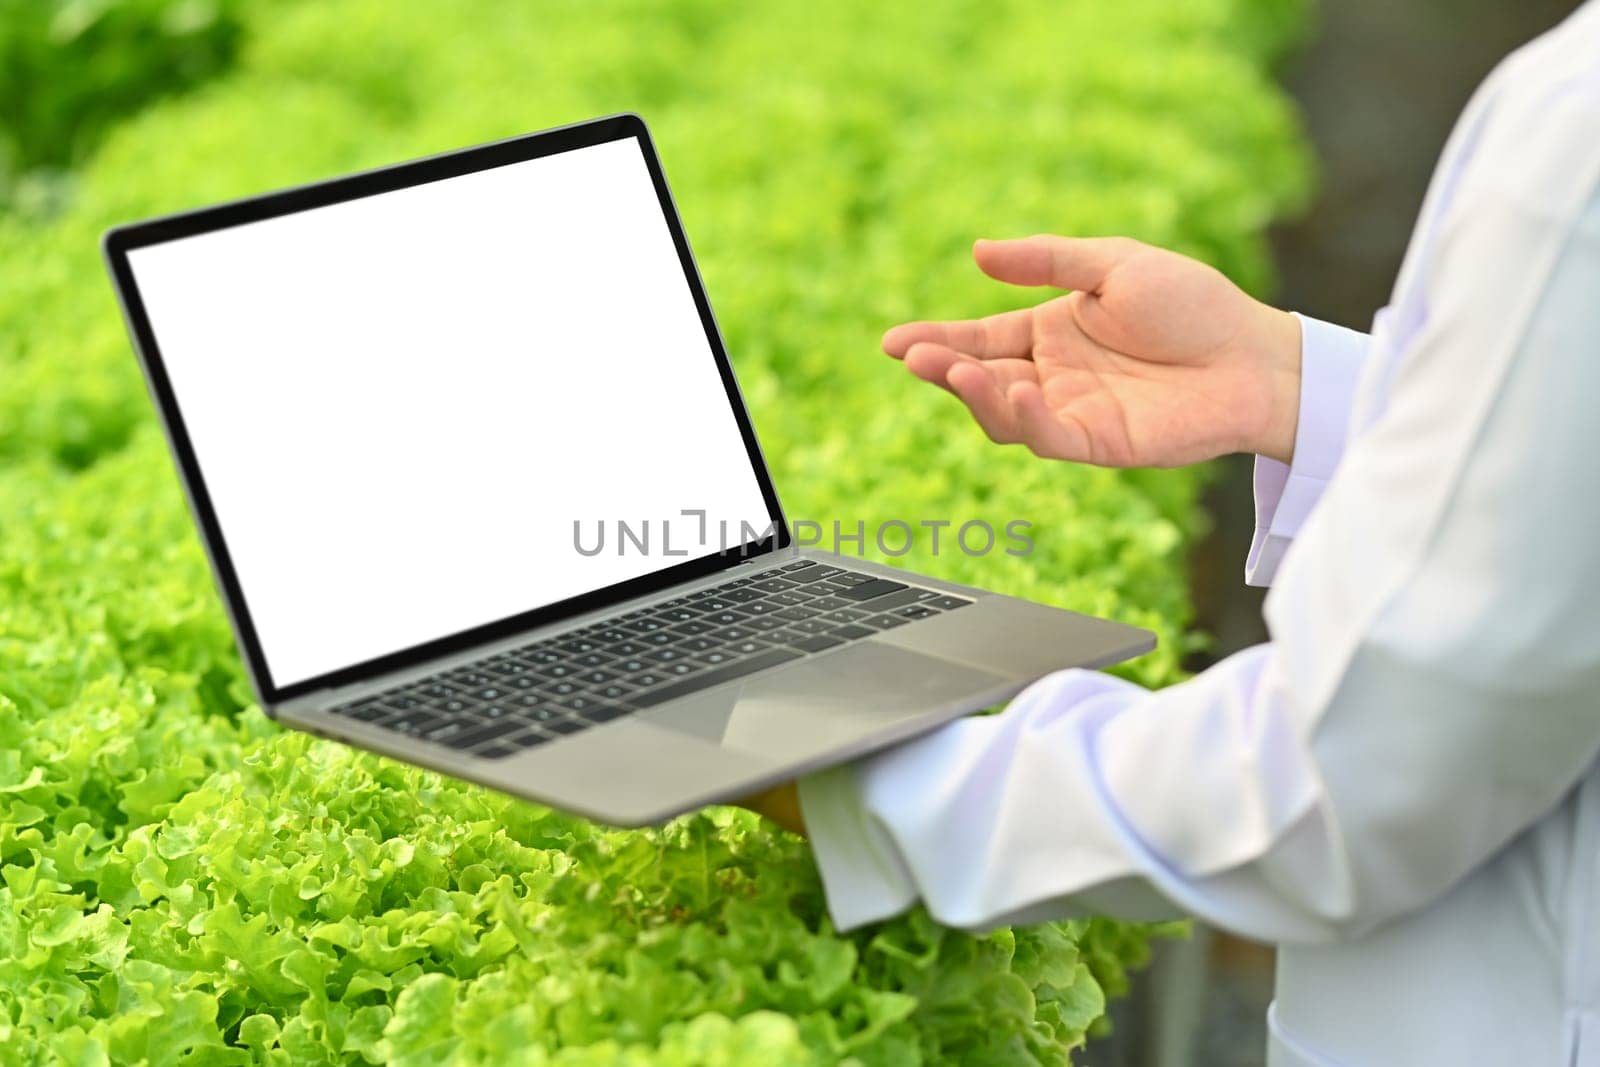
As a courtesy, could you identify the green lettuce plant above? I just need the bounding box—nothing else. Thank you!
[0,0,1310,1061]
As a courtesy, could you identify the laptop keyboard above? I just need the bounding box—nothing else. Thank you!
[327,560,972,760]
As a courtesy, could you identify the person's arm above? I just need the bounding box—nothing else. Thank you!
[798,96,1600,938]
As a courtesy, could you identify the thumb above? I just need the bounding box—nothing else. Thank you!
[973,235,1137,293]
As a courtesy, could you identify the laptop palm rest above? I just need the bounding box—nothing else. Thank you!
[641,642,1006,763]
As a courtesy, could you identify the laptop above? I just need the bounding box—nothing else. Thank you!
[102,113,1153,826]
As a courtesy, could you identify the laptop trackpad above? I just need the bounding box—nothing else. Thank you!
[640,642,1006,762]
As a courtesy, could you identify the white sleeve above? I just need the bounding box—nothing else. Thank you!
[1245,314,1372,588]
[800,93,1600,941]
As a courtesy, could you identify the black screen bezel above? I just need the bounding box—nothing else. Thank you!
[103,113,790,702]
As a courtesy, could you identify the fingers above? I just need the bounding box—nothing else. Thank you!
[883,306,1034,360]
[1008,379,1093,463]
[903,342,1038,395]
[973,235,1138,293]
[903,341,1095,461]
[946,360,1019,444]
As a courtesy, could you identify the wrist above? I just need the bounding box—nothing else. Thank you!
[1248,306,1303,465]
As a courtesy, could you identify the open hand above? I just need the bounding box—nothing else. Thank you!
[884,236,1303,467]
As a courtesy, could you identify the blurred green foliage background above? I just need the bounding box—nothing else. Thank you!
[0,1,1311,1062]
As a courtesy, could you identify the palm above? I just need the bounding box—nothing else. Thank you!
[884,236,1298,468]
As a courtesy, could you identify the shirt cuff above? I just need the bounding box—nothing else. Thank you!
[797,764,919,930]
[1245,314,1371,587]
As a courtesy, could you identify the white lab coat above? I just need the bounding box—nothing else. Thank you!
[798,5,1600,1063]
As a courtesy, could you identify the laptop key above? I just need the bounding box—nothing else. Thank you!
[807,596,853,612]
[778,560,815,572]
[793,635,846,653]
[574,704,632,724]
[855,588,933,613]
[831,624,874,640]
[343,702,393,723]
[386,709,446,734]
[745,616,786,632]
[740,601,782,616]
[862,612,910,629]
[898,605,938,619]
[791,619,834,635]
[578,669,617,686]
[628,671,667,688]
[631,648,804,707]
[681,637,718,653]
[707,626,754,642]
[422,720,473,743]
[655,608,698,624]
[608,641,648,657]
[774,607,812,622]
[595,684,634,701]
[731,639,772,655]
[647,648,690,664]
[927,595,972,610]
[664,661,702,676]
[543,718,589,735]
[476,743,521,759]
[507,728,556,748]
[782,569,829,584]
[811,565,845,578]
[441,718,525,750]
[575,652,612,668]
[487,662,531,677]
[837,578,909,602]
[750,578,797,593]
[722,588,763,603]
[671,620,715,636]
[822,608,871,623]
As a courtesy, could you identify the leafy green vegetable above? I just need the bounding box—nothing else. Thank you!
[0,0,251,216]
[0,0,1309,1061]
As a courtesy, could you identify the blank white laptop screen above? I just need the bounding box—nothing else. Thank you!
[125,137,773,688]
